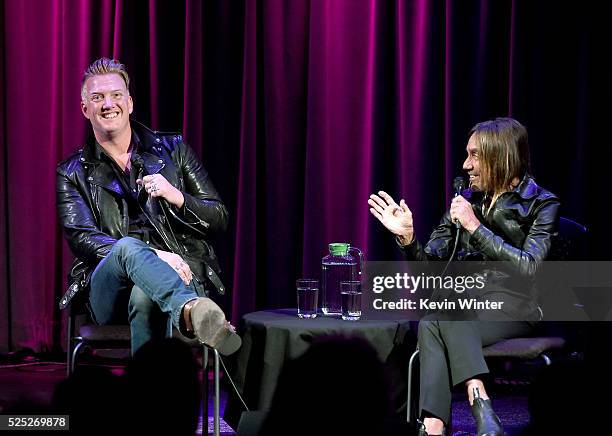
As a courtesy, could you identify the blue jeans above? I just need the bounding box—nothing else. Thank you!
[89,237,199,354]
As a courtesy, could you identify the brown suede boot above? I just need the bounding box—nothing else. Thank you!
[187,297,242,356]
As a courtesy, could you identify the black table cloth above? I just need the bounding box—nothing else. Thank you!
[224,309,416,429]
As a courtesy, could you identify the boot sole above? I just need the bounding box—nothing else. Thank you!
[190,298,242,356]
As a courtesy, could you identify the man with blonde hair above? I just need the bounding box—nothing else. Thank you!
[57,58,240,356]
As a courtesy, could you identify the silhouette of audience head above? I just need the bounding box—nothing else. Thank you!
[53,365,126,434]
[261,334,401,436]
[52,337,200,435]
[125,337,201,435]
[522,357,610,435]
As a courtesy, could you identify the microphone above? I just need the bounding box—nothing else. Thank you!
[131,153,146,194]
[452,177,466,229]
[453,176,466,197]
[131,153,145,173]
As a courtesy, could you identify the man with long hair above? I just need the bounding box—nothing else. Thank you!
[369,118,559,435]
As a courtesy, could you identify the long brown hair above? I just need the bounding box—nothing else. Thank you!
[469,117,531,196]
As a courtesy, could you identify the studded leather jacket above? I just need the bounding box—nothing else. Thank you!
[56,121,228,309]
[401,176,560,320]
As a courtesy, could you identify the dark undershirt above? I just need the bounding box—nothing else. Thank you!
[96,134,167,250]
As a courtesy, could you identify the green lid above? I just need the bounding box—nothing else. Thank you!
[329,242,349,256]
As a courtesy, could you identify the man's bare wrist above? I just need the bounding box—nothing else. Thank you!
[171,189,185,208]
[465,219,481,234]
[164,188,185,208]
[397,234,415,246]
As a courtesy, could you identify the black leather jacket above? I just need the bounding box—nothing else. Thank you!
[56,121,228,309]
[401,176,560,320]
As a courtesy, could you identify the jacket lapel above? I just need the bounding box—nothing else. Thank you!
[136,152,167,205]
[141,151,165,176]
[80,142,124,196]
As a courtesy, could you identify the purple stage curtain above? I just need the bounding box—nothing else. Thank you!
[0,0,208,352]
[1,0,610,352]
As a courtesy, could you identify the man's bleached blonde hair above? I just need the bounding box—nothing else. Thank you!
[81,57,130,101]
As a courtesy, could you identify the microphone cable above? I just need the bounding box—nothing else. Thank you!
[159,199,251,411]
[430,177,465,305]
[159,199,209,239]
[135,157,249,411]
[440,229,461,278]
[218,354,251,412]
[441,176,466,277]
[134,154,249,409]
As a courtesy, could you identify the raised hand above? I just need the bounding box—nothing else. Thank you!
[368,191,415,244]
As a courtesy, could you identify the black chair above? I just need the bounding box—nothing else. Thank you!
[406,216,587,426]
[548,217,588,261]
[66,302,224,436]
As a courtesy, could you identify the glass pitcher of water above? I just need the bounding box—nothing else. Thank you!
[321,243,363,315]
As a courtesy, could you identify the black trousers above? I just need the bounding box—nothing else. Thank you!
[418,316,534,424]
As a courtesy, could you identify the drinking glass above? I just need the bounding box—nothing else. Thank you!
[296,279,319,319]
[340,280,362,321]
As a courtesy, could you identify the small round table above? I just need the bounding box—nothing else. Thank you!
[223,309,415,428]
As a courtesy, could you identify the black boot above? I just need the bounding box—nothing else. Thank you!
[471,388,503,436]
[416,420,445,436]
